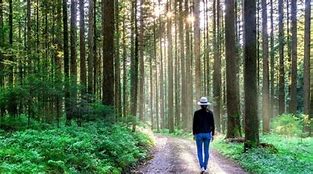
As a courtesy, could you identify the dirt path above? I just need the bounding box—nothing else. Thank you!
[134,135,248,174]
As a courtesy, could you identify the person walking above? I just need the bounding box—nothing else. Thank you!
[193,97,215,173]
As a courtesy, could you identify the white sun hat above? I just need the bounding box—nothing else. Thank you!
[197,97,211,106]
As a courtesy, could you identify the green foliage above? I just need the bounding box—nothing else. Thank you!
[271,114,303,136]
[214,134,313,174]
[0,123,154,173]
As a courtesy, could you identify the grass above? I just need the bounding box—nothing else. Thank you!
[0,121,154,174]
[213,134,313,174]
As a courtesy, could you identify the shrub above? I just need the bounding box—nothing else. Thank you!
[271,114,302,136]
[0,122,153,173]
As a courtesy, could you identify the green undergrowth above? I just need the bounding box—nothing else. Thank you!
[213,134,313,174]
[0,122,154,174]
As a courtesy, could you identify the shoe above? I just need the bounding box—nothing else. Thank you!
[200,167,205,174]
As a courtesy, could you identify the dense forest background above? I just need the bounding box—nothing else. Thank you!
[0,0,313,149]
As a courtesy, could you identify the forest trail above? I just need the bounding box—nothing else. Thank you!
[134,135,248,174]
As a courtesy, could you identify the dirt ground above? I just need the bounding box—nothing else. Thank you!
[133,135,248,174]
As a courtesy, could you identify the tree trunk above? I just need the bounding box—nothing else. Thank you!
[225,0,242,138]
[278,0,285,114]
[88,0,94,95]
[270,0,275,117]
[179,0,187,130]
[289,0,297,113]
[70,0,78,109]
[153,18,159,132]
[130,0,139,131]
[304,0,311,115]
[122,14,128,118]
[114,0,121,119]
[138,0,145,121]
[167,1,174,133]
[79,0,87,95]
[213,0,221,132]
[102,0,115,106]
[262,0,270,133]
[243,0,259,150]
[194,0,201,98]
[63,0,70,123]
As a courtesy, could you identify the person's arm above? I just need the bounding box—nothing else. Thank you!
[192,111,197,135]
[211,111,215,136]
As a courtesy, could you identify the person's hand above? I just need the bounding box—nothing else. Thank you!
[211,136,214,142]
[193,135,196,141]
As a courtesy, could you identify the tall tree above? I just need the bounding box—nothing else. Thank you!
[70,0,78,103]
[225,0,241,138]
[304,0,311,115]
[262,0,270,133]
[122,14,128,117]
[130,0,139,131]
[138,0,145,121]
[194,0,201,97]
[244,0,259,149]
[167,1,174,133]
[102,0,115,106]
[79,0,87,94]
[213,0,221,132]
[278,0,285,114]
[87,0,94,95]
[270,0,275,117]
[63,0,70,122]
[179,0,187,130]
[114,0,121,118]
[289,0,297,113]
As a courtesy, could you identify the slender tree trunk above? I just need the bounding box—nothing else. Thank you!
[225,0,241,138]
[88,0,94,95]
[244,0,259,150]
[138,0,145,121]
[174,0,180,129]
[114,0,121,119]
[262,0,270,133]
[63,0,70,123]
[179,0,187,130]
[270,0,275,117]
[102,0,115,106]
[80,0,87,94]
[194,0,201,98]
[153,18,159,131]
[130,0,139,131]
[278,0,285,114]
[122,14,128,118]
[70,0,78,109]
[213,0,221,132]
[167,1,174,133]
[289,0,297,113]
[304,0,311,115]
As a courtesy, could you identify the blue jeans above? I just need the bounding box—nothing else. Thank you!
[195,133,211,170]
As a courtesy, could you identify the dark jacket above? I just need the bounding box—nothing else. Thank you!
[192,108,215,136]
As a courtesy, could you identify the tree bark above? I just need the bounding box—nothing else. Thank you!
[88,0,94,95]
[63,0,70,123]
[213,0,221,132]
[278,0,285,114]
[289,0,297,113]
[270,0,275,117]
[225,0,242,138]
[138,0,145,121]
[194,0,201,98]
[304,0,311,115]
[243,0,259,150]
[262,0,270,133]
[167,1,174,133]
[79,0,87,94]
[70,0,78,105]
[102,0,115,106]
